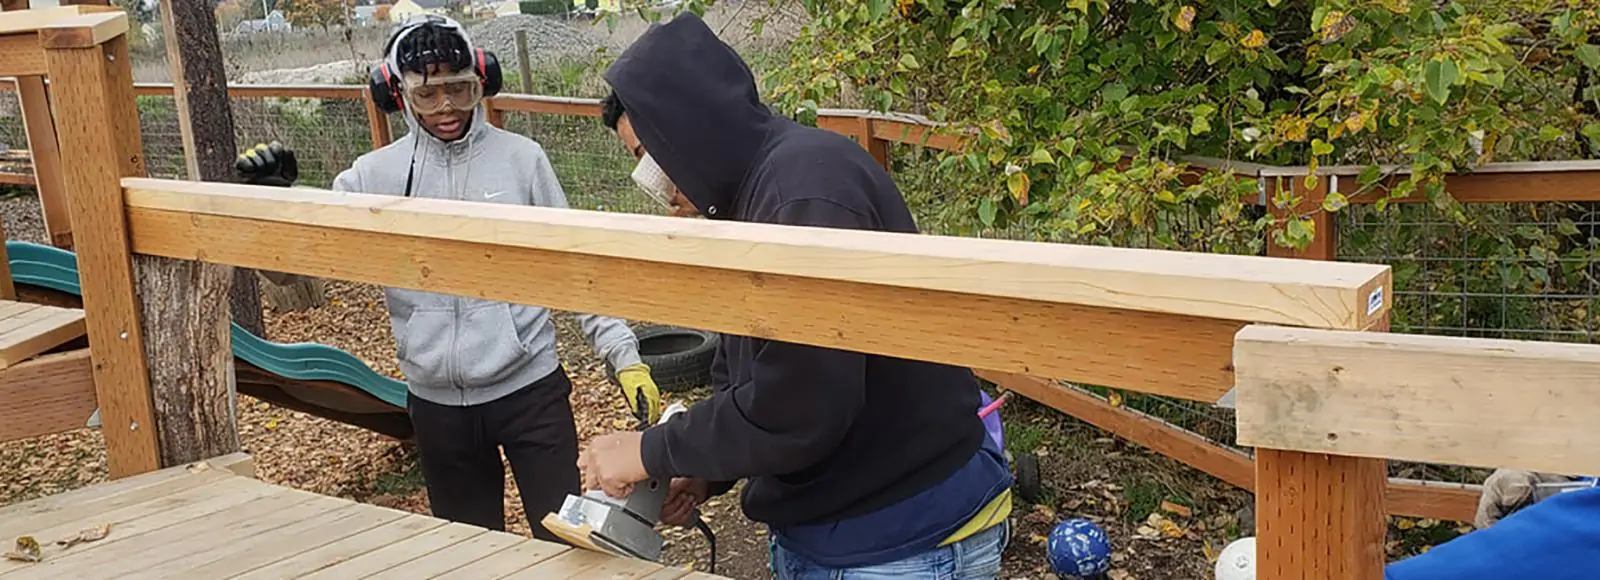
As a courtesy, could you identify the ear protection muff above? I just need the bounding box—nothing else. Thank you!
[367,15,503,114]
[475,47,503,99]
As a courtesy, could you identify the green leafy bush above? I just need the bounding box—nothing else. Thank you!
[764,0,1600,254]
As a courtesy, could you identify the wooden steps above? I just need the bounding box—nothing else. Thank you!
[0,299,85,369]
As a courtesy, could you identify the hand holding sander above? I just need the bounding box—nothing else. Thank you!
[543,402,718,572]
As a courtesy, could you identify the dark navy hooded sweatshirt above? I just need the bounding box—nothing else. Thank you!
[604,12,1011,568]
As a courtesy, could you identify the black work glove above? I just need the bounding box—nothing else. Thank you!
[234,141,298,188]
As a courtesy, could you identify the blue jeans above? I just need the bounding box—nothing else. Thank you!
[768,520,1010,579]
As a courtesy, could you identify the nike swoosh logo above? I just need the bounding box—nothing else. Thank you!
[483,191,507,199]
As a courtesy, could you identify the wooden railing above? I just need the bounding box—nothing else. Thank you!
[1234,325,1600,577]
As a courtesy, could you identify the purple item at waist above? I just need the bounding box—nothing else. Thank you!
[978,390,1005,449]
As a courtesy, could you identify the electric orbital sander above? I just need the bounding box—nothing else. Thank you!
[542,402,718,571]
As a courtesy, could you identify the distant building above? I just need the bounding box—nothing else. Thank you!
[235,9,292,34]
[388,0,450,21]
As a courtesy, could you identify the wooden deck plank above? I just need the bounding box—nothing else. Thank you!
[0,454,249,521]
[638,566,695,580]
[543,555,670,580]
[0,302,38,322]
[0,475,263,559]
[0,485,335,579]
[228,512,448,579]
[0,468,234,538]
[430,537,571,580]
[363,529,531,580]
[134,502,408,579]
[499,549,625,579]
[293,519,487,579]
[0,301,84,368]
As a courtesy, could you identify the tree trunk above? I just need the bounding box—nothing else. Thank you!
[159,0,266,340]
[260,271,327,312]
[150,0,251,464]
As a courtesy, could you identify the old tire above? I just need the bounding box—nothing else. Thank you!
[1015,451,1043,504]
[624,325,719,393]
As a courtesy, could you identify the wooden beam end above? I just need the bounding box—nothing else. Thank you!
[39,11,128,49]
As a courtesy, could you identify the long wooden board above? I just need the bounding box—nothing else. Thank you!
[121,177,1392,330]
[0,349,97,442]
[1235,324,1600,476]
[128,208,1244,402]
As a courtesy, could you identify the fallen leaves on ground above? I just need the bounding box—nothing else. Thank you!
[55,523,111,549]
[4,536,41,563]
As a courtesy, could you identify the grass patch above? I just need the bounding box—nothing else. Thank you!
[372,453,426,496]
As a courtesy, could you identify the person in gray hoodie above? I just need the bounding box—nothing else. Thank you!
[232,14,663,543]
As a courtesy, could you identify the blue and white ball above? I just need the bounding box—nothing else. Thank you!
[1047,518,1112,579]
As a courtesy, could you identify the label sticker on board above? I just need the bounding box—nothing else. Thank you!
[1367,287,1385,316]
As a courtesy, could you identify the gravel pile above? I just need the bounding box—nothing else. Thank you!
[237,59,370,85]
[467,14,621,69]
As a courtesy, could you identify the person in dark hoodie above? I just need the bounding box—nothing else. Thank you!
[577,12,1013,578]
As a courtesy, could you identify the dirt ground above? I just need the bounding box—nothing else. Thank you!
[0,187,1261,579]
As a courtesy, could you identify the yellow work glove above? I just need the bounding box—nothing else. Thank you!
[616,363,662,427]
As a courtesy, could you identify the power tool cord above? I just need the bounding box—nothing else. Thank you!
[692,514,717,574]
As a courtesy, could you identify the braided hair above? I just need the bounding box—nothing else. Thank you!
[389,20,473,77]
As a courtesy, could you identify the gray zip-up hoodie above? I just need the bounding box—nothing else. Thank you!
[329,105,643,406]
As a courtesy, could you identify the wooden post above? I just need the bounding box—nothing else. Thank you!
[515,29,532,95]
[43,23,162,479]
[1254,450,1388,578]
[1266,174,1338,261]
[362,86,392,148]
[1253,309,1391,579]
[15,76,73,248]
[0,0,27,12]
[816,115,890,172]
[159,0,265,341]
[148,0,242,465]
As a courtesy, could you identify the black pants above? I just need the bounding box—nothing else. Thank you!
[406,368,580,543]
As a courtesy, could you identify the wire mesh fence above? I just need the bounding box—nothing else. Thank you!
[0,91,25,156]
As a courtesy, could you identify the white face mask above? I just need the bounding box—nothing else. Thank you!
[630,152,677,210]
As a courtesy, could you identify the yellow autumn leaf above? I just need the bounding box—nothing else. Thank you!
[4,536,41,563]
[1344,110,1366,133]
[266,417,279,431]
[1319,10,1356,44]
[1158,518,1186,538]
[1240,29,1267,49]
[1007,171,1031,205]
[1108,391,1124,407]
[1174,5,1195,32]
[1396,518,1415,530]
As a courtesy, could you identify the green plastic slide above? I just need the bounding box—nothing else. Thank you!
[7,240,408,409]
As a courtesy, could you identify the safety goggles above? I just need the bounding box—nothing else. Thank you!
[400,70,483,115]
